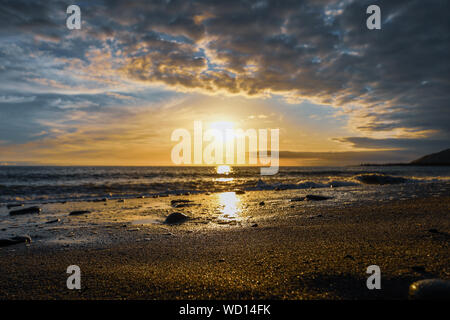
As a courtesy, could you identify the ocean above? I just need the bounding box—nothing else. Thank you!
[1,166,450,205]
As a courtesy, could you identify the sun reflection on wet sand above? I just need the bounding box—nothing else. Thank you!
[217,191,241,222]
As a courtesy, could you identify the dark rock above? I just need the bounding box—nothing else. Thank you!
[409,279,450,300]
[7,203,23,209]
[259,201,265,206]
[164,212,188,224]
[9,206,41,216]
[69,210,91,216]
[290,197,305,202]
[355,174,408,185]
[117,199,125,203]
[251,223,258,227]
[0,235,31,247]
[235,190,245,195]
[46,219,60,224]
[305,195,331,201]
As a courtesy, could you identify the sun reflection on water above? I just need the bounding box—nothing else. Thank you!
[216,165,232,175]
[215,165,234,183]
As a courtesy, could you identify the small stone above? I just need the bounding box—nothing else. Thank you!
[251,223,258,227]
[9,206,41,216]
[165,212,189,224]
[46,219,60,224]
[0,235,32,247]
[409,279,450,300]
[259,201,265,206]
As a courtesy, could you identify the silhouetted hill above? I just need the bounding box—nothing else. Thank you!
[410,148,450,165]
[360,148,450,166]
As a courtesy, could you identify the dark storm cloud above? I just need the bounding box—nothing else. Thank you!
[0,0,449,154]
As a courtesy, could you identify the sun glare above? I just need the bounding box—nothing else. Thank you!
[209,121,235,131]
[216,165,232,175]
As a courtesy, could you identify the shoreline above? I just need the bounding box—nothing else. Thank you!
[0,194,449,299]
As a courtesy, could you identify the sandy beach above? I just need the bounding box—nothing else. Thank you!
[0,191,448,300]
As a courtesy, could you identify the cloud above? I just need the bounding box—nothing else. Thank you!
[0,95,35,103]
[0,0,448,164]
[113,0,449,139]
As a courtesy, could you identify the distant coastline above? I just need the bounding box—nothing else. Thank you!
[361,148,450,166]
[360,163,450,167]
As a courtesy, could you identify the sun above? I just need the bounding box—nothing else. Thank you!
[209,121,235,132]
[209,121,236,142]
[216,165,232,175]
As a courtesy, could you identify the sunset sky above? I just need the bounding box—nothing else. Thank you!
[0,0,449,166]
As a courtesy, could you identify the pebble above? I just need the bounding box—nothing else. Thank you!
[165,212,189,224]
[46,219,61,224]
[0,235,32,247]
[409,279,450,300]
[305,195,331,201]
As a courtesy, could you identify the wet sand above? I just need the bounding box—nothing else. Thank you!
[0,193,449,299]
